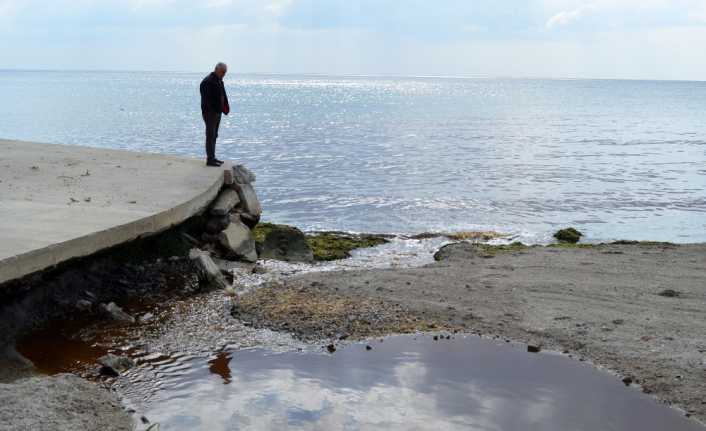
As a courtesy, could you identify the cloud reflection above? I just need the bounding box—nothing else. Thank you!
[135,336,701,431]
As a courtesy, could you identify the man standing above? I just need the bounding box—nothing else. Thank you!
[200,62,230,167]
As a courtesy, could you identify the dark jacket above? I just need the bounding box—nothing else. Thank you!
[200,72,229,115]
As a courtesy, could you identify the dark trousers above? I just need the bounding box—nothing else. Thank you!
[202,111,222,161]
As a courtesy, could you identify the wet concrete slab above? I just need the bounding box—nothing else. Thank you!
[0,139,228,285]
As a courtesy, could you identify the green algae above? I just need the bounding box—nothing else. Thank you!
[307,232,389,261]
[253,222,278,244]
[253,223,389,261]
[553,228,583,244]
[477,241,529,256]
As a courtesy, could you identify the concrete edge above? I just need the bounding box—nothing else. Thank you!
[0,169,225,285]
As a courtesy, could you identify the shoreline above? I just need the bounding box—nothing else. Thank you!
[2,220,705,428]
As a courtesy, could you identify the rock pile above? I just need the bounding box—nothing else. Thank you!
[188,164,263,286]
[199,164,261,261]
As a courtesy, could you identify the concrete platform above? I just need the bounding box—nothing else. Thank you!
[0,139,228,285]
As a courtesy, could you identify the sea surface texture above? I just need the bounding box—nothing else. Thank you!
[1,71,705,243]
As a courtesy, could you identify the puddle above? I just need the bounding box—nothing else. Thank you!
[119,335,700,431]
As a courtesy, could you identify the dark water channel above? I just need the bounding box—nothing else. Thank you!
[111,335,701,431]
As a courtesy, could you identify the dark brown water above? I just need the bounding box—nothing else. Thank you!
[117,335,701,431]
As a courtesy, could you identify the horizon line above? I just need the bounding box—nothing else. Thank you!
[0,68,704,84]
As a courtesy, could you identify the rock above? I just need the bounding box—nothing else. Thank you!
[527,344,542,353]
[100,302,135,323]
[139,312,155,323]
[99,366,120,377]
[433,242,480,261]
[237,212,261,229]
[223,169,234,185]
[365,345,373,351]
[218,220,258,263]
[201,232,220,244]
[553,227,583,244]
[232,182,262,216]
[98,354,135,374]
[252,264,268,274]
[622,376,634,386]
[307,232,389,261]
[189,248,228,289]
[205,215,231,234]
[260,224,314,263]
[658,289,680,298]
[210,188,240,216]
[75,299,92,311]
[181,232,200,246]
[233,164,256,184]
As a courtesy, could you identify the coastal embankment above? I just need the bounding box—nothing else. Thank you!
[0,139,265,430]
[0,139,226,285]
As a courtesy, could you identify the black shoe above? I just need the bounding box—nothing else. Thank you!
[214,159,224,165]
[206,160,220,167]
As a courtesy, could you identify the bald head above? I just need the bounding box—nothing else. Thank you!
[214,62,228,79]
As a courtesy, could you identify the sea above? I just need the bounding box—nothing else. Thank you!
[1,70,705,243]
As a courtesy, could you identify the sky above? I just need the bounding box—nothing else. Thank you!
[1,0,706,80]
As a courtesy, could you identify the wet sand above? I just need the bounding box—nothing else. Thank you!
[238,242,706,423]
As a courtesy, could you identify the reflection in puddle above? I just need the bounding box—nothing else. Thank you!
[208,352,232,385]
[125,335,700,431]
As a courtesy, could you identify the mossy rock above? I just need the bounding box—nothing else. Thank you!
[553,228,583,244]
[253,222,278,244]
[445,231,510,241]
[306,232,389,261]
[434,241,528,261]
[253,223,389,262]
[259,223,314,263]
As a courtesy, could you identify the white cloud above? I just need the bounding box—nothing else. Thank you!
[265,0,293,16]
[544,0,706,30]
[546,5,593,29]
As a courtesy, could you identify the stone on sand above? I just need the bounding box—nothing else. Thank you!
[98,353,135,374]
[100,302,135,323]
[260,224,314,263]
[218,220,258,263]
[232,183,262,217]
[233,164,256,184]
[210,188,240,216]
[205,215,231,234]
[189,248,228,289]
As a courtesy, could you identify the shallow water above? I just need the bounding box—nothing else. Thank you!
[1,72,705,242]
[120,335,700,431]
